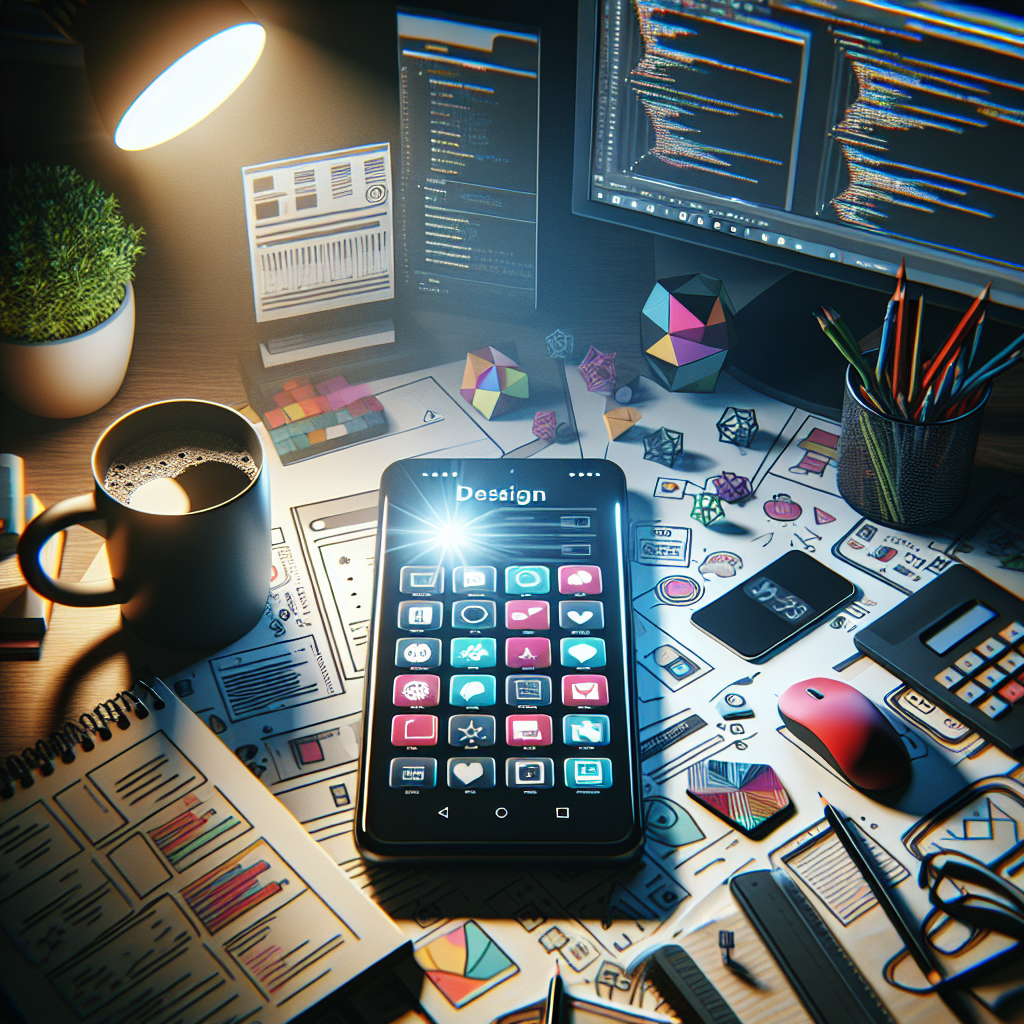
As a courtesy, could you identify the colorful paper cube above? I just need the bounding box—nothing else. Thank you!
[460,346,530,419]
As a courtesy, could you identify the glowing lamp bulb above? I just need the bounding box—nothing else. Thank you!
[113,22,265,150]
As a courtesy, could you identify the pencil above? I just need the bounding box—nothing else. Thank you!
[820,797,942,987]
[544,961,567,1024]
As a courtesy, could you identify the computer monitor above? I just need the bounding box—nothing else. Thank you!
[573,0,1024,416]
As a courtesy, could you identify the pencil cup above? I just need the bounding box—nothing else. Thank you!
[837,365,987,529]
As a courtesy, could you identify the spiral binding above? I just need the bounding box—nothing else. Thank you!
[0,679,166,800]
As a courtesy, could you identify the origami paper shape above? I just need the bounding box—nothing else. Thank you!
[712,471,752,503]
[579,346,616,392]
[532,410,557,440]
[643,427,683,468]
[416,920,518,1008]
[717,407,758,447]
[603,406,642,440]
[545,328,574,359]
[690,491,724,526]
[460,346,529,419]
[641,274,737,392]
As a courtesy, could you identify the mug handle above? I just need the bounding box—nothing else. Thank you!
[18,493,122,606]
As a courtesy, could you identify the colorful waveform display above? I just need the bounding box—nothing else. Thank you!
[182,851,285,934]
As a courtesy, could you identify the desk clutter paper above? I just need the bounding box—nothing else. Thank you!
[0,680,407,1024]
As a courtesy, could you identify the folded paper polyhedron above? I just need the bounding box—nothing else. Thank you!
[690,491,725,526]
[712,471,752,503]
[643,427,683,467]
[460,346,529,419]
[717,407,758,447]
[545,329,574,360]
[533,410,557,440]
[579,346,617,392]
[603,406,642,440]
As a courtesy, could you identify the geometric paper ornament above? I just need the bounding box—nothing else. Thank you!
[532,410,557,440]
[690,491,725,526]
[643,426,683,467]
[460,346,529,419]
[641,274,737,392]
[603,405,642,440]
[579,346,617,392]
[717,407,758,447]
[712,471,752,503]
[545,328,574,359]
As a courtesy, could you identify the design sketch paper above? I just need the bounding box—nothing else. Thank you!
[243,143,394,322]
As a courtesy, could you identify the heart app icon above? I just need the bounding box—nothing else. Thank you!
[567,610,593,624]
[452,761,484,785]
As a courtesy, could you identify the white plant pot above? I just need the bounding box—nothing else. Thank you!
[0,283,135,419]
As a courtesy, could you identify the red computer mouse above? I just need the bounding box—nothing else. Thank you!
[778,678,911,792]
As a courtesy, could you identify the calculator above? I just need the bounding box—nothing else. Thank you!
[855,564,1024,757]
[355,458,643,862]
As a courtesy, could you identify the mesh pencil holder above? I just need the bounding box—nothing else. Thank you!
[837,364,988,529]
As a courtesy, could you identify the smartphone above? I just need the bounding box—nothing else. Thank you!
[356,458,643,862]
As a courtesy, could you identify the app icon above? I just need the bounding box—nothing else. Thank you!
[506,757,555,788]
[454,566,497,592]
[449,674,497,706]
[393,674,441,706]
[558,600,604,630]
[505,600,550,630]
[391,714,438,746]
[400,566,444,594]
[506,637,551,669]
[505,565,550,595]
[450,637,496,668]
[397,600,443,630]
[560,637,606,668]
[563,714,610,745]
[506,714,553,746]
[396,638,441,668]
[565,758,612,788]
[561,674,608,706]
[389,757,437,788]
[558,565,603,595]
[448,715,496,747]
[505,675,552,705]
[452,600,497,629]
[447,757,496,788]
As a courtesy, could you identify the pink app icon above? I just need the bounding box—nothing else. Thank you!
[391,714,438,746]
[505,600,550,630]
[561,674,609,706]
[558,565,603,594]
[505,637,551,669]
[393,675,440,707]
[506,714,553,746]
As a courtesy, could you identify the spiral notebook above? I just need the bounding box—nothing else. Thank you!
[0,679,409,1024]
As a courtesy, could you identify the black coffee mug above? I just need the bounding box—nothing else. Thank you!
[19,400,271,649]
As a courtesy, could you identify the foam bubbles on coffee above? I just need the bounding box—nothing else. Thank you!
[105,430,257,514]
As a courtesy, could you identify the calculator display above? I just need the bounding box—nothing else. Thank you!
[356,458,642,861]
[743,576,814,624]
[923,601,997,655]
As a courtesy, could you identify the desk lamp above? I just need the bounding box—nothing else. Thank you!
[40,0,265,150]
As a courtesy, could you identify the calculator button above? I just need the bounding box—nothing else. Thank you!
[396,638,442,668]
[999,621,1024,643]
[452,600,497,629]
[565,757,613,788]
[976,666,1007,689]
[447,757,496,788]
[506,714,553,746]
[506,637,551,668]
[505,675,552,705]
[558,600,604,630]
[506,757,555,788]
[505,565,550,594]
[998,651,1024,674]
[450,637,496,668]
[558,565,603,595]
[389,757,437,787]
[448,715,496,748]
[976,636,1006,658]
[954,651,985,673]
[505,600,551,630]
[562,674,609,706]
[563,714,611,746]
[453,566,497,592]
[391,714,439,746]
[449,674,497,706]
[934,667,963,689]
[397,600,443,630]
[977,695,1009,719]
[998,680,1024,704]
[560,637,607,668]
[400,566,444,594]
[393,674,441,706]
[954,681,987,705]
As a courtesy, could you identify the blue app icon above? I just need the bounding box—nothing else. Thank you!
[505,565,550,595]
[450,637,496,668]
[563,714,610,746]
[564,758,613,788]
[559,637,606,668]
[450,674,497,706]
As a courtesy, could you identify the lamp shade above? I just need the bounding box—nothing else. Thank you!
[74,0,265,150]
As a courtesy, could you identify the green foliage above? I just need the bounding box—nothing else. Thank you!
[1,164,145,343]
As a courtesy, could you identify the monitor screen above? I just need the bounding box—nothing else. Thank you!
[573,0,1024,312]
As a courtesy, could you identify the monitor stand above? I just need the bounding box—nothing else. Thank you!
[727,271,888,420]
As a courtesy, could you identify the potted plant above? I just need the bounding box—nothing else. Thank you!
[0,164,144,418]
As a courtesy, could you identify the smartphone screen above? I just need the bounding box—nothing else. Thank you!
[356,458,642,861]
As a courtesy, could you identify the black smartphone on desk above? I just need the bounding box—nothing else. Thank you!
[355,458,643,862]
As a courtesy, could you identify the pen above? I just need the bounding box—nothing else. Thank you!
[544,960,567,1024]
[820,797,942,987]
